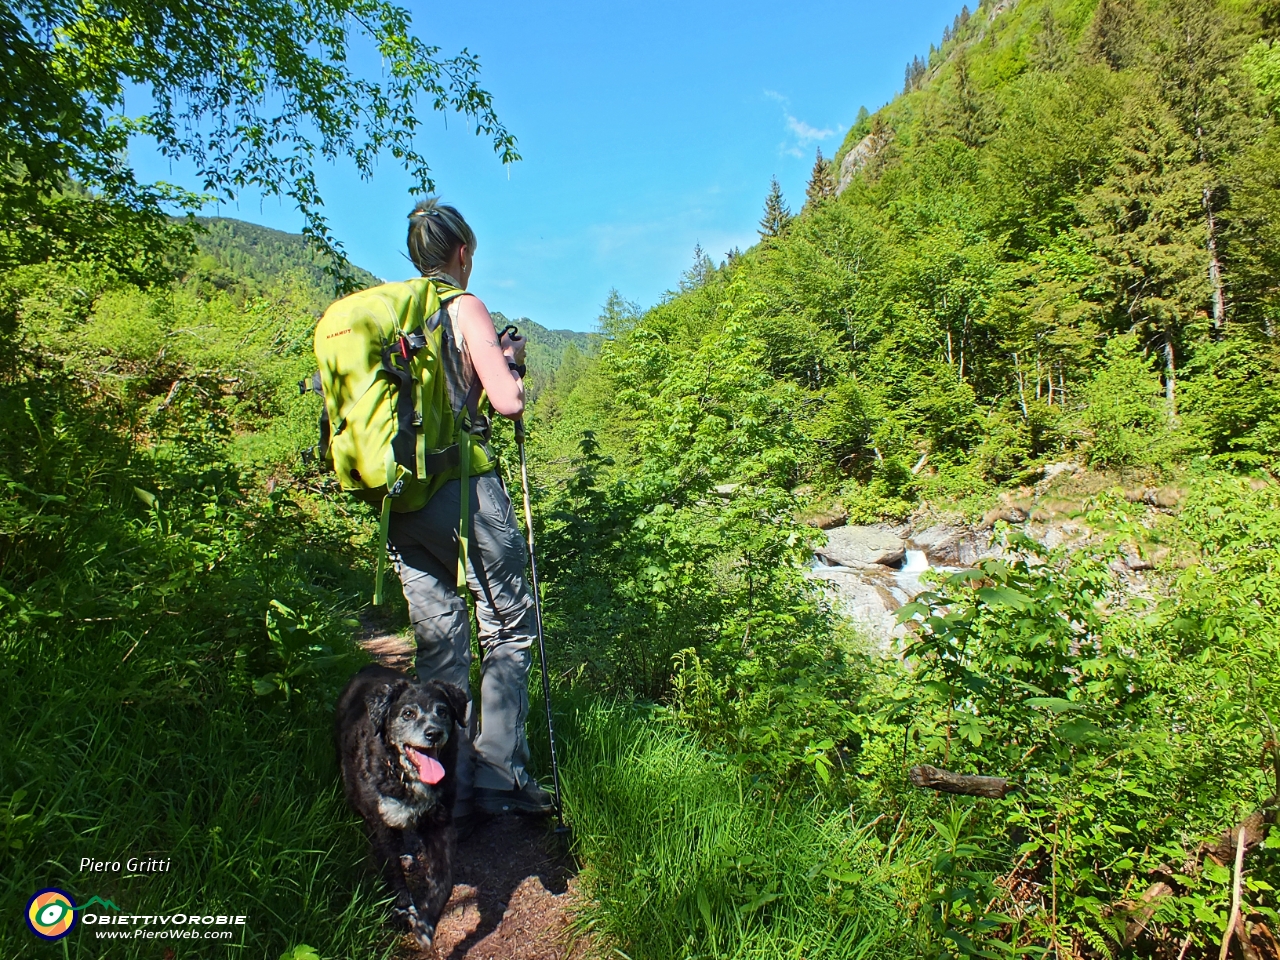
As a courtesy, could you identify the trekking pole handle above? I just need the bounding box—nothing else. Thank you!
[514,416,526,444]
[497,323,519,342]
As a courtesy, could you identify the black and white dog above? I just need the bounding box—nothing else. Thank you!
[335,665,468,951]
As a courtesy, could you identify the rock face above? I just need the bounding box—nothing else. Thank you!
[815,524,906,568]
[808,566,903,647]
[980,505,1029,528]
[804,504,850,530]
[911,523,999,567]
[987,0,1016,22]
[836,127,893,194]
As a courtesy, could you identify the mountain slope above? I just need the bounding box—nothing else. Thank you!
[186,218,592,398]
[541,0,1280,514]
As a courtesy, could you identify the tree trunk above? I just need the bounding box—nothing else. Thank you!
[1163,330,1178,423]
[1013,353,1029,421]
[1204,186,1227,336]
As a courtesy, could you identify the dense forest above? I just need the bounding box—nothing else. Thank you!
[1,0,1278,957]
[526,0,1280,956]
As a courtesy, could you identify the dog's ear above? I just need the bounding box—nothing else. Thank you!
[436,682,470,726]
[365,679,406,729]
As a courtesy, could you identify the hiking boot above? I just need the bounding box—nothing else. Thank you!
[474,781,556,816]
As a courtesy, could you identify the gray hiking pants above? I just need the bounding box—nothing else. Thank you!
[387,472,536,800]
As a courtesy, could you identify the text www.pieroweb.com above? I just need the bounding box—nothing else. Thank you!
[94,928,235,940]
[83,914,246,941]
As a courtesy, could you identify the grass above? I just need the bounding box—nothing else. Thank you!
[0,332,400,956]
[557,697,926,960]
[1,626,395,959]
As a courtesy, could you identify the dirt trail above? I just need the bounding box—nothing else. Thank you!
[358,623,587,960]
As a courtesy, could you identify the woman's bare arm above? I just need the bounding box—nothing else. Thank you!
[454,293,525,418]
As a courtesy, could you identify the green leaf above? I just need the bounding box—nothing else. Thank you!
[1056,717,1102,744]
[975,586,1033,610]
[942,928,981,955]
[280,947,321,960]
[738,890,780,913]
[1025,697,1084,714]
[696,885,714,933]
[1203,861,1231,884]
[896,600,929,622]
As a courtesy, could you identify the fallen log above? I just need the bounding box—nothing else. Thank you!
[908,764,1016,799]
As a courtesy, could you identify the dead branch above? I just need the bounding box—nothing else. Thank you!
[1123,882,1174,946]
[908,764,1016,798]
[1220,825,1247,960]
[158,379,182,410]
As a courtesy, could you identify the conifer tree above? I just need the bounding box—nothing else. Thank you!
[1031,8,1069,72]
[758,177,793,239]
[1079,94,1206,420]
[678,243,715,292]
[805,148,836,207]
[1150,0,1240,332]
[903,56,927,94]
[851,105,871,139]
[945,52,988,147]
[1085,0,1139,70]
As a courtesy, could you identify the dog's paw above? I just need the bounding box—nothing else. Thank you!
[409,919,435,953]
[399,904,435,954]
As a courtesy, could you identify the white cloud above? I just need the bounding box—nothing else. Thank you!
[786,115,838,144]
[764,90,839,158]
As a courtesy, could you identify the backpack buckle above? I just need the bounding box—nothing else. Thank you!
[401,331,427,358]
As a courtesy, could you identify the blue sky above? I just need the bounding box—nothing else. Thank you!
[131,1,966,331]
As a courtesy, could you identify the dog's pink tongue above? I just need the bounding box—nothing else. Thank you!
[410,749,446,785]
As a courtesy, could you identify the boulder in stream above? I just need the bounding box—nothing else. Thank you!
[910,523,999,567]
[814,524,906,568]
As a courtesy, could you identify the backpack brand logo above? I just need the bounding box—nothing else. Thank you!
[326,328,353,339]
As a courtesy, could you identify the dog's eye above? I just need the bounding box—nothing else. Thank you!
[400,708,415,720]
[434,704,449,717]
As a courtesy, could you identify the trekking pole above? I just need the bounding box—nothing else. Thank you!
[514,415,568,832]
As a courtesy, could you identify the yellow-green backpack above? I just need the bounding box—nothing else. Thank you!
[312,277,495,604]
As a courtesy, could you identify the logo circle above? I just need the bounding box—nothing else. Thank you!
[26,888,77,940]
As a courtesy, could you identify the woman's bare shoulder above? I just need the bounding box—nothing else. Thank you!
[453,294,498,345]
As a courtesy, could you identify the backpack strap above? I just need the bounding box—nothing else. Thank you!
[453,375,486,597]
[430,287,490,599]
[373,452,408,606]
[381,340,418,475]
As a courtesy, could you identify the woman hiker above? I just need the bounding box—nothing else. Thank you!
[390,197,555,828]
